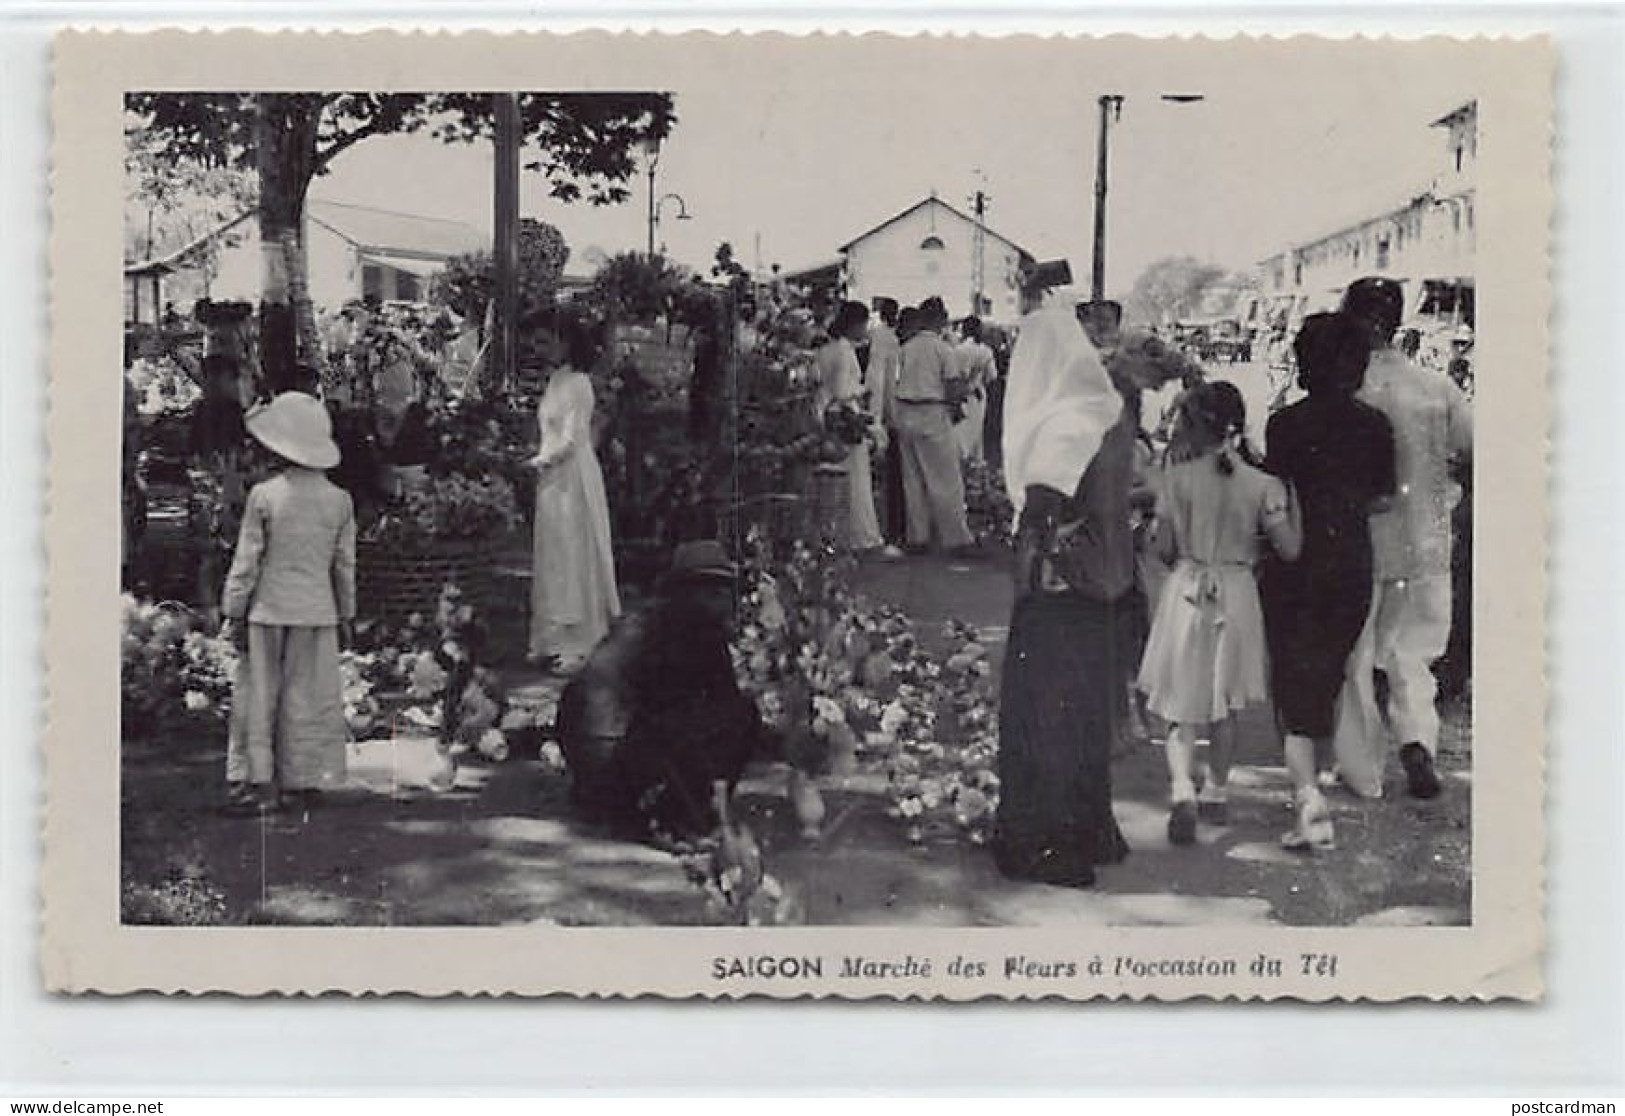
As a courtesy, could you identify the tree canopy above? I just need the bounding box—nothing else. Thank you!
[1123,255,1230,328]
[125,92,677,208]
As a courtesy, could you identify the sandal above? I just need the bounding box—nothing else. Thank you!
[1281,796,1335,852]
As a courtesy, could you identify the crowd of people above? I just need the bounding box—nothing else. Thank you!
[812,294,1010,561]
[184,262,1473,885]
[992,273,1473,886]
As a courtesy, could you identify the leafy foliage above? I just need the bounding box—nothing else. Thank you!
[430,217,570,325]
[124,130,257,265]
[126,91,676,207]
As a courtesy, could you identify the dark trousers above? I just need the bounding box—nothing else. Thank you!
[881,431,907,545]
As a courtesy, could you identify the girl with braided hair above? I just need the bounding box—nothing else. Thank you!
[1137,380,1301,847]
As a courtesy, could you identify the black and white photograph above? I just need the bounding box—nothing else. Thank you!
[43,30,1548,999]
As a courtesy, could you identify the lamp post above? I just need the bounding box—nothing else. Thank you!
[653,193,693,256]
[1090,92,1205,301]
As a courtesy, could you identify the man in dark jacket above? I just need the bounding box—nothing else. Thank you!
[556,540,766,838]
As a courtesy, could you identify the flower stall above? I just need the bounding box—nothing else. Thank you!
[726,530,1002,850]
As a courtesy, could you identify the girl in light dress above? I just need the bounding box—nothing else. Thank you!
[527,316,621,673]
[1136,381,1301,847]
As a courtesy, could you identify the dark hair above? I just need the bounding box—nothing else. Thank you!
[831,300,870,338]
[557,312,604,371]
[1340,277,1404,342]
[1170,380,1259,475]
[897,306,921,337]
[201,352,237,384]
[960,316,984,342]
[918,296,949,330]
[871,296,899,327]
[1079,300,1123,329]
[1294,311,1373,397]
[291,362,322,396]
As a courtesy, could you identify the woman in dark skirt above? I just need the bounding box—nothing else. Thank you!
[1260,312,1396,850]
[993,298,1137,887]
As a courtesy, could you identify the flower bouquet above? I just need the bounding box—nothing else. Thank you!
[1108,330,1206,393]
[822,394,872,448]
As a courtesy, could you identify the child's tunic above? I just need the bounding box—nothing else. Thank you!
[221,468,356,790]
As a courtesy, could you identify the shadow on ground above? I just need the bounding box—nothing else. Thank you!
[121,549,1470,929]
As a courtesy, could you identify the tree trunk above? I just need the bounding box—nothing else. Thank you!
[253,94,320,398]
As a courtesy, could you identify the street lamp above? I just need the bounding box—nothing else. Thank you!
[1090,92,1206,300]
[654,192,693,256]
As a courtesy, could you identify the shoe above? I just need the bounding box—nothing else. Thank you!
[1281,796,1335,852]
[1400,743,1442,799]
[1196,788,1229,826]
[879,545,905,561]
[1167,800,1198,846]
[218,784,281,818]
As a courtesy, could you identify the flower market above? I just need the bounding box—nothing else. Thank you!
[117,90,1474,930]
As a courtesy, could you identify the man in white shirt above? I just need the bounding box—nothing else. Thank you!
[1333,277,1474,800]
[894,298,975,556]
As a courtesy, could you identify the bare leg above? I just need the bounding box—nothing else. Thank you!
[1165,724,1198,802]
[1282,732,1335,850]
[1165,724,1199,846]
[1207,715,1237,790]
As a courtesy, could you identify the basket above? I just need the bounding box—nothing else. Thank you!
[715,493,808,556]
[808,463,850,549]
[356,536,500,627]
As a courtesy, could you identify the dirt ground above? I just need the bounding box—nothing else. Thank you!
[121,547,1470,929]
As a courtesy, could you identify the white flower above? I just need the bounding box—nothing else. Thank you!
[880,701,908,734]
[811,695,845,726]
[182,691,209,712]
[476,728,509,762]
[538,741,566,772]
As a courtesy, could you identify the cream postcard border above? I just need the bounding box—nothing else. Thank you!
[43,29,1551,1000]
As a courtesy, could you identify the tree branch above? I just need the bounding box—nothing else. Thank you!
[313,117,391,174]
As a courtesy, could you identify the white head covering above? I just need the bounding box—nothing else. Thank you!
[1001,303,1122,519]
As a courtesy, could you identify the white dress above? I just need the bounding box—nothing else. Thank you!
[953,340,994,463]
[814,338,884,551]
[530,369,621,662]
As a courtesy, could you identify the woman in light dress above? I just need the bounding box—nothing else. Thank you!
[953,316,996,463]
[814,300,884,553]
[527,316,621,673]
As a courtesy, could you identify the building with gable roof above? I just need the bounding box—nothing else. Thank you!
[781,194,1036,324]
[124,197,490,322]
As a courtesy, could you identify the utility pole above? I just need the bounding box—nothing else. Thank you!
[970,183,989,317]
[491,91,520,395]
[1091,94,1122,302]
[645,139,660,257]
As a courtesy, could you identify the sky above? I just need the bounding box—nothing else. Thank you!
[309,41,1476,295]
